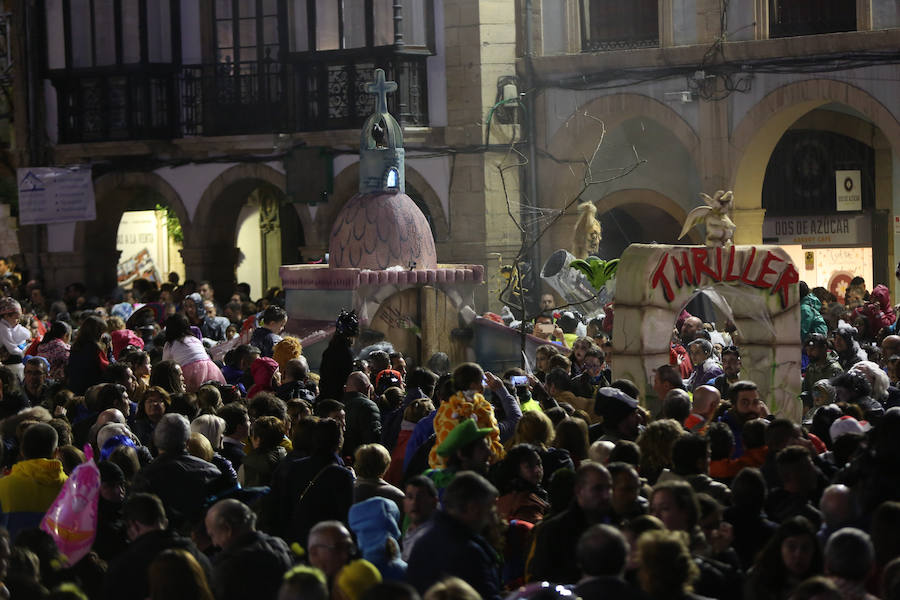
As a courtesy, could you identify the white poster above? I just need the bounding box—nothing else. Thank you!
[116,210,169,285]
[17,166,96,225]
[835,170,861,212]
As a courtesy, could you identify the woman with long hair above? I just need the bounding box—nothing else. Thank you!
[552,417,589,468]
[161,314,225,392]
[637,530,703,600]
[65,315,109,395]
[149,360,185,395]
[35,321,71,382]
[131,386,171,450]
[147,548,214,600]
[744,516,823,600]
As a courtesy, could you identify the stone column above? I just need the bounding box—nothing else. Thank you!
[39,252,88,294]
[181,245,241,302]
[443,0,521,312]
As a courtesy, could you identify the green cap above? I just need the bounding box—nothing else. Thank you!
[436,418,493,457]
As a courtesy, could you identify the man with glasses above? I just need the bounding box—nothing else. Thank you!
[22,357,50,409]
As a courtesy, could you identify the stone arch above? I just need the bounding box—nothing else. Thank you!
[542,93,702,255]
[611,243,802,420]
[542,93,702,207]
[731,79,900,218]
[594,188,702,255]
[316,161,449,246]
[188,163,311,298]
[73,171,189,294]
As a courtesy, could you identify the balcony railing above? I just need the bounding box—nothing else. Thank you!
[581,0,659,52]
[50,50,429,143]
[769,0,856,38]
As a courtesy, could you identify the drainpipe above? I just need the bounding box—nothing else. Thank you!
[24,0,41,282]
[523,0,540,314]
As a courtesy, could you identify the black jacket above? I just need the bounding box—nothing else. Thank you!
[342,391,382,456]
[275,380,316,403]
[318,341,354,401]
[220,439,246,471]
[265,451,354,544]
[528,502,608,584]
[102,529,211,600]
[211,530,294,600]
[407,511,502,600]
[132,451,225,530]
[575,576,649,600]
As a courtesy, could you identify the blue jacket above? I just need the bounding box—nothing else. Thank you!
[348,497,407,581]
[406,511,501,600]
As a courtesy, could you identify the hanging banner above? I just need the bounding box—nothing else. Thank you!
[17,166,96,225]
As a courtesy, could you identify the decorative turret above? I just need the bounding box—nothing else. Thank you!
[328,69,437,270]
[359,69,406,194]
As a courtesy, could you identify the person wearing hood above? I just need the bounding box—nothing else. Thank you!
[833,321,867,371]
[348,496,407,582]
[183,293,229,342]
[109,328,144,361]
[803,334,844,395]
[800,281,828,343]
[248,356,280,399]
[855,283,896,339]
[832,370,884,423]
[0,423,67,539]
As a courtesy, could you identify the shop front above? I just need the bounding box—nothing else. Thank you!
[762,212,873,302]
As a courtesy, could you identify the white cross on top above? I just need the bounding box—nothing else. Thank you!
[366,68,398,114]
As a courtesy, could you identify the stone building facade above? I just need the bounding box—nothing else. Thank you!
[523,0,900,299]
[12,0,521,310]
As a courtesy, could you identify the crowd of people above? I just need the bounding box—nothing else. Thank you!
[0,263,896,600]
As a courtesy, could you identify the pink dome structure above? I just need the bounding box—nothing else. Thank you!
[328,191,437,270]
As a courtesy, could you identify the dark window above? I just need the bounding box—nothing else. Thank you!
[769,0,856,38]
[215,0,281,65]
[762,130,874,215]
[46,0,176,69]
[287,0,433,52]
[581,0,659,52]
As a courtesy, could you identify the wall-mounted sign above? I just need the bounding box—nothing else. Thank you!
[762,213,871,248]
[835,170,861,211]
[17,166,96,225]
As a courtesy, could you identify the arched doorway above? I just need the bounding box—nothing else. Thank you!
[190,165,307,302]
[115,189,185,289]
[235,184,307,300]
[731,79,900,258]
[759,105,887,299]
[77,172,189,295]
[598,203,685,258]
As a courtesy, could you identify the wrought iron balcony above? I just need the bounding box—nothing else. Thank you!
[580,0,659,52]
[50,50,429,143]
[768,0,856,38]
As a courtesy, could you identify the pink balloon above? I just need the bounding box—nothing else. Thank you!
[40,445,100,566]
